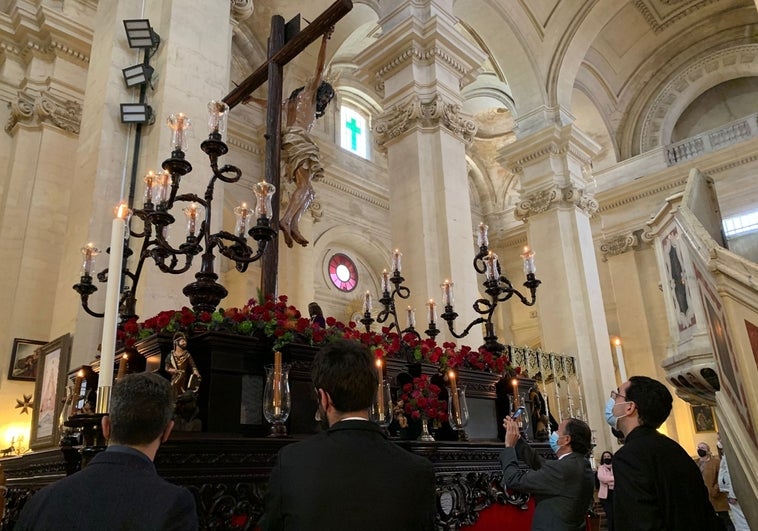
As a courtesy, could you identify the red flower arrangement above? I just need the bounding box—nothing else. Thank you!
[117,295,514,376]
[398,375,448,423]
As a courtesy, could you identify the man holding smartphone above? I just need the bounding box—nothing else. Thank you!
[500,416,594,531]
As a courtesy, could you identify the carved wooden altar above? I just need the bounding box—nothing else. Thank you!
[1,332,544,530]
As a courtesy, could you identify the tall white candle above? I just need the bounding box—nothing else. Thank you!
[96,204,128,413]
[613,338,628,383]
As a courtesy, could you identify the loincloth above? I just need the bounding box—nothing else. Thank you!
[282,126,324,182]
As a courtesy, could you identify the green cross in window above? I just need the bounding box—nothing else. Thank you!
[345,117,362,151]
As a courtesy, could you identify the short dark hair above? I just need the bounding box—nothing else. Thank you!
[626,375,672,428]
[312,339,377,412]
[565,418,592,456]
[109,372,174,446]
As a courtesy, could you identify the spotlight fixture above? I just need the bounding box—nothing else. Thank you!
[120,103,153,124]
[122,64,154,88]
[123,19,160,49]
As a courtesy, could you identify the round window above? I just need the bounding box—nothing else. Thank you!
[328,253,358,292]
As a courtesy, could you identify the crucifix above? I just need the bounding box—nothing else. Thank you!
[222,0,353,299]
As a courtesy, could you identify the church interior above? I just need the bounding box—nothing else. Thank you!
[1,0,757,527]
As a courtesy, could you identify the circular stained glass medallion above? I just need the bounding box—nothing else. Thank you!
[328,253,358,292]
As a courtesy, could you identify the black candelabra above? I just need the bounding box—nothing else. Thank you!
[440,223,541,354]
[359,251,443,362]
[73,102,277,319]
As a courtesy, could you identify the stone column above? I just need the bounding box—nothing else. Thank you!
[355,0,486,345]
[600,231,661,380]
[500,124,618,448]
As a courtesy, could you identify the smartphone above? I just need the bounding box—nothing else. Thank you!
[511,406,526,419]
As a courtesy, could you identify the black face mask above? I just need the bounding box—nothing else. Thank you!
[602,458,612,465]
[697,449,708,457]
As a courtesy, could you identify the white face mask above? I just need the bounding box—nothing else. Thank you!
[605,398,629,430]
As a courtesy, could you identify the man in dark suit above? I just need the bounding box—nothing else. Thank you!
[500,416,594,531]
[259,339,436,531]
[608,376,725,531]
[15,372,198,531]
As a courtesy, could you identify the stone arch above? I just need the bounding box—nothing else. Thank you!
[637,44,758,152]
[312,224,389,299]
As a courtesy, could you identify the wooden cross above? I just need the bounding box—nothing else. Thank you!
[222,0,353,299]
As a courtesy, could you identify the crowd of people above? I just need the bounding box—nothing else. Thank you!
[11,339,751,531]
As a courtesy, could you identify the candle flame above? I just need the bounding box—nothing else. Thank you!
[376,358,382,369]
[77,369,85,377]
[613,338,621,346]
[115,202,130,220]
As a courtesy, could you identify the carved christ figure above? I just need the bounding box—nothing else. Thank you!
[278,28,335,247]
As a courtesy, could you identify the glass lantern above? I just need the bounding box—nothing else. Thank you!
[263,363,291,437]
[448,384,470,441]
[369,380,393,429]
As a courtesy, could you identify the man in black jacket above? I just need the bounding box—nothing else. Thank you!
[259,339,436,531]
[15,372,197,530]
[607,376,725,531]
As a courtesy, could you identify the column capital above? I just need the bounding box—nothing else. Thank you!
[5,88,82,135]
[515,182,598,221]
[373,93,477,150]
[230,0,254,24]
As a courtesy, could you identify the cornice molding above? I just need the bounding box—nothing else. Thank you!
[373,94,477,150]
[5,88,82,135]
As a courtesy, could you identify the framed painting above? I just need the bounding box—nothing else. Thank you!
[8,338,46,381]
[691,404,716,433]
[30,334,72,450]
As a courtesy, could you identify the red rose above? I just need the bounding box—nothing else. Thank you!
[199,311,212,323]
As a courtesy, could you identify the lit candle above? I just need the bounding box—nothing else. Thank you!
[376,358,385,422]
[167,112,191,152]
[72,369,84,412]
[406,306,416,328]
[80,243,99,276]
[485,252,499,280]
[521,246,536,276]
[97,203,129,414]
[613,338,628,383]
[273,351,282,416]
[117,353,128,380]
[183,202,201,237]
[153,170,172,207]
[427,299,437,325]
[234,202,251,237]
[207,100,229,138]
[381,269,390,293]
[477,222,489,248]
[253,181,276,219]
[512,378,519,408]
[441,280,454,307]
[363,291,373,314]
[143,170,156,207]
[449,370,461,425]
[392,249,402,274]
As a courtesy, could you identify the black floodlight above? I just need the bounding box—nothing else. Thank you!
[123,19,160,49]
[120,103,153,124]
[122,63,154,88]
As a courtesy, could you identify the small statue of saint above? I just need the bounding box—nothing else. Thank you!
[165,332,201,399]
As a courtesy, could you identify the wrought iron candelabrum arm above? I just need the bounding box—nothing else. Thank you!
[360,270,428,362]
[73,103,278,320]
[440,241,541,355]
